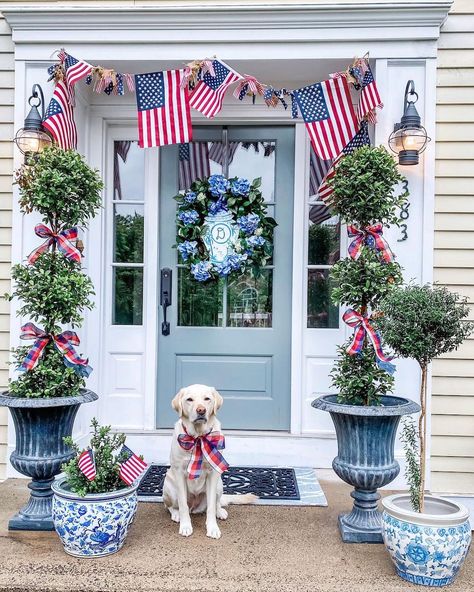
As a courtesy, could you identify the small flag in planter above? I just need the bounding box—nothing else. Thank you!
[119,446,147,486]
[78,448,96,481]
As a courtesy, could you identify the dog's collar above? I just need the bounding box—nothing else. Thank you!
[180,421,216,439]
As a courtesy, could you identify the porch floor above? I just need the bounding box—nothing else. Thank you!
[0,478,472,592]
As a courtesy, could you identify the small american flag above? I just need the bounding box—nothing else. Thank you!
[189,59,242,119]
[294,77,358,161]
[309,150,333,198]
[135,70,192,148]
[208,141,239,167]
[357,65,383,124]
[119,445,147,486]
[63,52,93,88]
[42,80,77,149]
[114,140,132,200]
[179,142,211,191]
[78,449,96,481]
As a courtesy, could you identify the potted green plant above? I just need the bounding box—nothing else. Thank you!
[378,284,473,586]
[311,145,420,543]
[0,146,103,530]
[52,419,143,558]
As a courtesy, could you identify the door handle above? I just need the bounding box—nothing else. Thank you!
[160,268,172,336]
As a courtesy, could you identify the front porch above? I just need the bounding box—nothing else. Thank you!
[0,475,472,592]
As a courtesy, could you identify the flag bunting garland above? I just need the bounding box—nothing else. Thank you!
[178,424,229,480]
[189,59,242,119]
[119,445,148,485]
[27,224,82,265]
[78,449,96,481]
[234,75,266,102]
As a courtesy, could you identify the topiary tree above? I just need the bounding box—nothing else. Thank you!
[6,146,103,398]
[378,284,474,512]
[327,145,408,406]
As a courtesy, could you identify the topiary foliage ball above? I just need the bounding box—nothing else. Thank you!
[327,145,408,228]
[15,145,103,227]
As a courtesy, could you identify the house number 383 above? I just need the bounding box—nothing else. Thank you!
[397,179,410,242]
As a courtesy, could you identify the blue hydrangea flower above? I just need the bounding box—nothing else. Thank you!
[184,191,197,204]
[406,543,430,565]
[177,240,198,261]
[208,174,230,197]
[231,177,251,196]
[178,209,199,225]
[208,197,227,215]
[226,253,247,271]
[215,258,233,277]
[247,235,266,248]
[238,213,260,235]
[191,261,212,282]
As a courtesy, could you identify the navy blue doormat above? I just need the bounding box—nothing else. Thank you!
[138,465,300,500]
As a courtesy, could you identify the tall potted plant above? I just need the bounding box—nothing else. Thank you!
[312,146,420,543]
[378,284,473,586]
[0,146,103,530]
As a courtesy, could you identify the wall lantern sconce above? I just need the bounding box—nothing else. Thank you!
[13,84,53,157]
[388,80,430,166]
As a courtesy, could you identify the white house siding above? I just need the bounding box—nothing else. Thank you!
[432,0,474,495]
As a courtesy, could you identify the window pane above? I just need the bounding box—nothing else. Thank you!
[113,267,143,325]
[308,212,340,265]
[227,269,273,328]
[178,141,212,191]
[228,141,276,202]
[178,267,223,327]
[307,269,338,329]
[114,204,144,263]
[113,141,144,201]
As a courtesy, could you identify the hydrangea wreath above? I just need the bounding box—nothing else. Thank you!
[174,175,276,282]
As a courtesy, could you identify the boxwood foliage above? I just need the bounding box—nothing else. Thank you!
[6,146,103,398]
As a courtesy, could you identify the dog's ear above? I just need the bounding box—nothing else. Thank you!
[212,388,224,414]
[171,388,185,416]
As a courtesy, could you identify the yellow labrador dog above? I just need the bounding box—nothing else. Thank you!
[163,384,256,539]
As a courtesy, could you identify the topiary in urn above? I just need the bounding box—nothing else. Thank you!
[0,146,103,530]
[311,145,420,543]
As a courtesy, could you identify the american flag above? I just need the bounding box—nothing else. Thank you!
[179,142,211,191]
[114,140,132,200]
[62,52,93,88]
[42,80,77,149]
[189,59,242,119]
[208,141,239,167]
[119,445,148,486]
[357,65,383,124]
[317,121,371,203]
[294,77,358,161]
[135,70,192,148]
[309,149,333,197]
[78,449,96,481]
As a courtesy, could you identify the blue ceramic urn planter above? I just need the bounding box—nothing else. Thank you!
[0,389,98,531]
[312,394,420,543]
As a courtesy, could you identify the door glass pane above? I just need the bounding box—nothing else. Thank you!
[308,211,340,265]
[307,269,338,329]
[113,141,144,201]
[113,204,144,263]
[178,267,223,327]
[228,141,276,202]
[178,141,212,191]
[227,270,273,328]
[113,267,143,325]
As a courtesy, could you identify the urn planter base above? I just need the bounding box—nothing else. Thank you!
[338,488,383,543]
[9,478,55,531]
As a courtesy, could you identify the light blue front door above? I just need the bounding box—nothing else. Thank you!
[157,126,294,430]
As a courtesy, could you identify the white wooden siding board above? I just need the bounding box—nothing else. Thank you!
[432,472,474,494]
[435,268,474,284]
[431,436,474,458]
[440,14,474,33]
[438,69,474,87]
[435,213,474,231]
[433,376,474,396]
[432,415,474,437]
[433,358,474,377]
[433,395,474,414]
[434,250,474,268]
[438,49,474,68]
[436,196,474,212]
[438,33,474,49]
[436,143,474,158]
[435,231,474,248]
[0,210,12,228]
[436,158,474,174]
[431,458,474,473]
[437,123,474,141]
[437,87,474,104]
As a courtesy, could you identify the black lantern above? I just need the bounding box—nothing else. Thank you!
[388,80,430,166]
[14,84,53,156]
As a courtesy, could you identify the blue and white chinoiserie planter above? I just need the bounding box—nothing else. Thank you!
[52,477,138,558]
[382,494,471,587]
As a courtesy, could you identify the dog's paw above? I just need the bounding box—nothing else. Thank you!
[179,522,193,537]
[170,508,180,523]
[206,523,222,539]
[217,507,228,520]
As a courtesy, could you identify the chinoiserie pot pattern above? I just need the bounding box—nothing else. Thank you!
[52,477,138,558]
[381,494,471,587]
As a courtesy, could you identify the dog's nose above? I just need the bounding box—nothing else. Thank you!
[196,406,206,416]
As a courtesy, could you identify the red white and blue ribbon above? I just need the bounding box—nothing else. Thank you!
[347,224,394,264]
[28,224,81,265]
[343,309,395,374]
[19,322,92,377]
[178,424,229,480]
[234,76,265,102]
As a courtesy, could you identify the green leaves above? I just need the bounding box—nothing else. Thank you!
[400,416,422,512]
[327,146,409,227]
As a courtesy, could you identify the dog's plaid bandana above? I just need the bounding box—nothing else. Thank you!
[347,223,394,264]
[19,322,92,377]
[28,224,81,265]
[178,424,229,479]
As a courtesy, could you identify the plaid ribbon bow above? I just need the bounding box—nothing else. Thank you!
[178,425,229,480]
[19,322,92,377]
[28,224,81,265]
[343,309,395,374]
[347,224,394,264]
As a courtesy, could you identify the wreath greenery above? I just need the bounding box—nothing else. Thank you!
[174,175,276,282]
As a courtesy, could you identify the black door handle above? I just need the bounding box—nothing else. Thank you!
[160,268,172,336]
